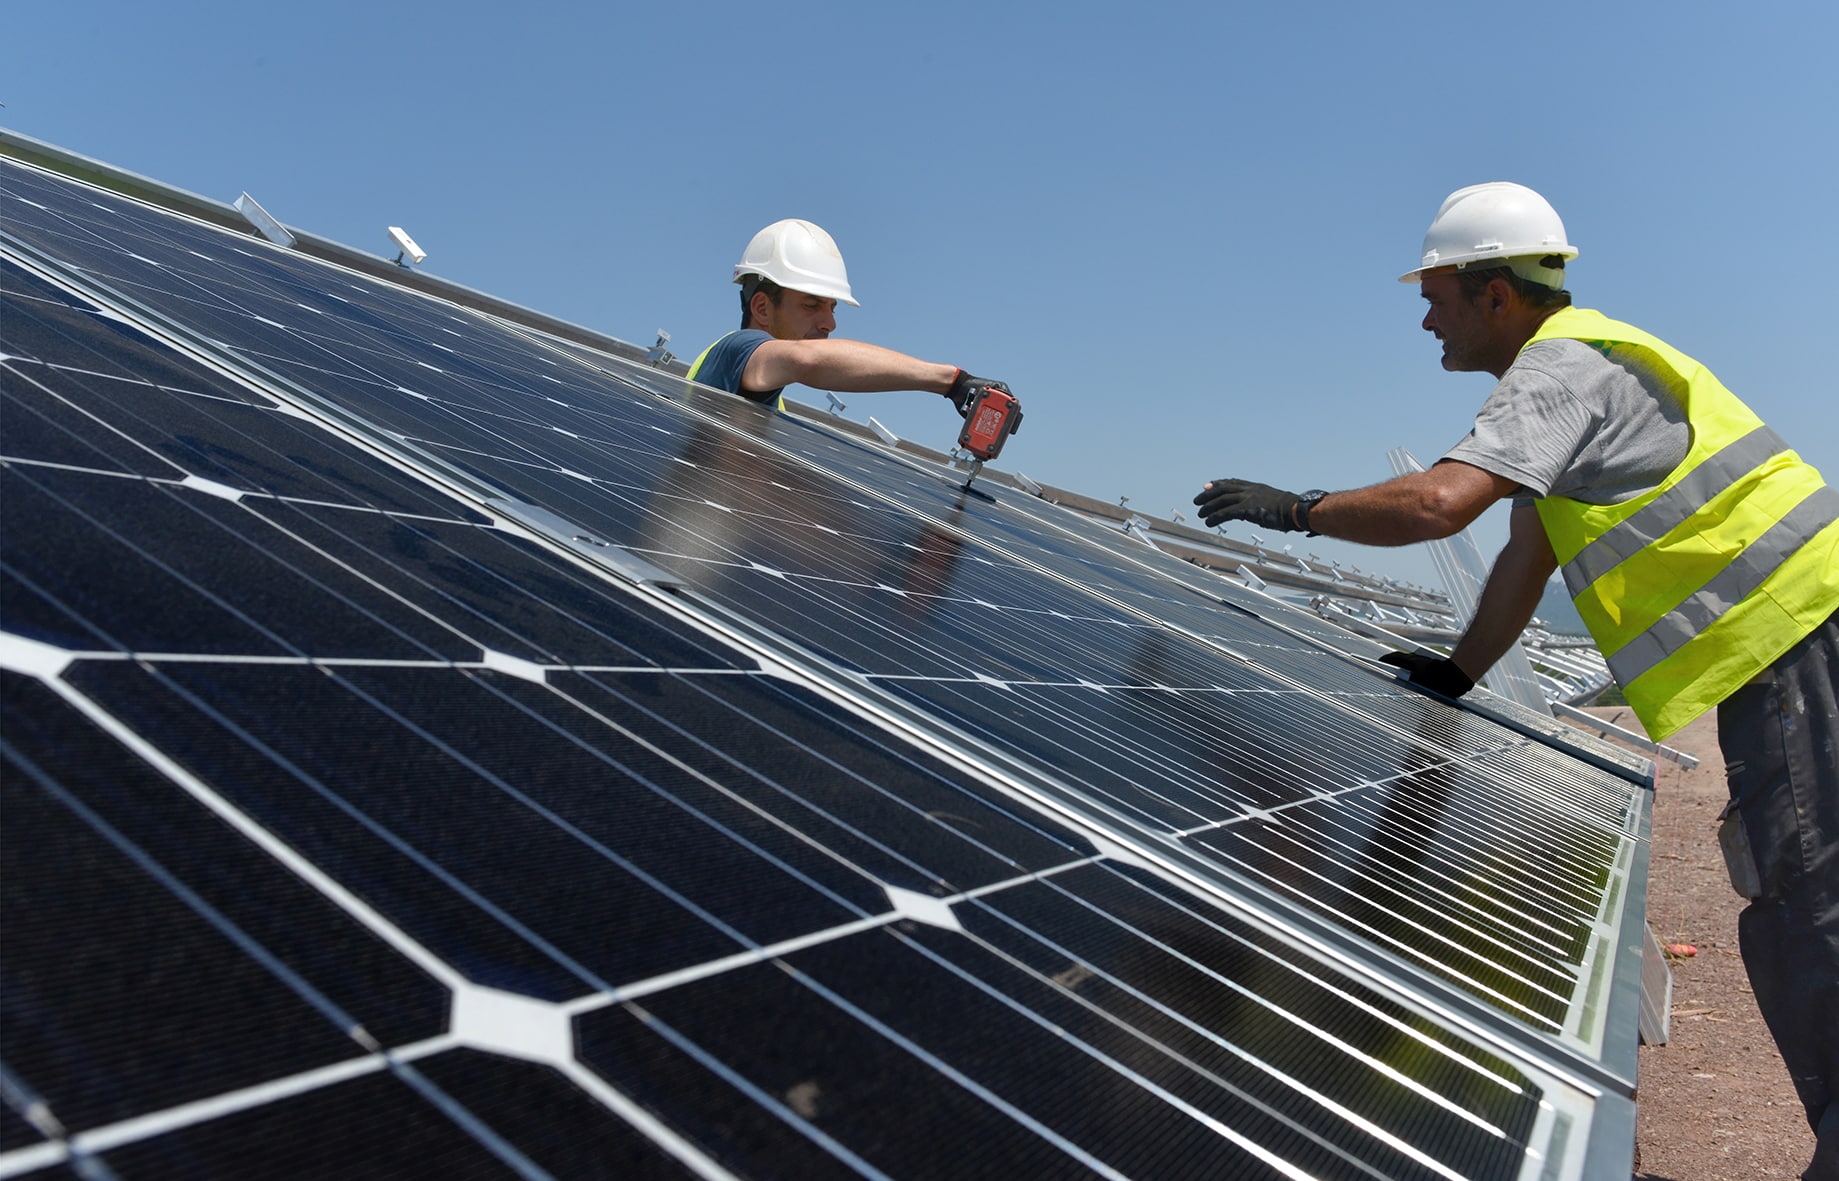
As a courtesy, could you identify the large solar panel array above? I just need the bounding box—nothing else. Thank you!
[1,138,1654,1179]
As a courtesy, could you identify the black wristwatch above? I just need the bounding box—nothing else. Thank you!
[1295,489,1328,535]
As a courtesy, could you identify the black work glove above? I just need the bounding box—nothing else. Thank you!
[945,370,1011,420]
[1379,651,1476,698]
[1193,478,1303,532]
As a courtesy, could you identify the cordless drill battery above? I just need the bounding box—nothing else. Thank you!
[957,387,1022,462]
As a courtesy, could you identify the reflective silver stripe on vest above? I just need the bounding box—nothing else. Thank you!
[1604,484,1839,685]
[1568,426,1789,586]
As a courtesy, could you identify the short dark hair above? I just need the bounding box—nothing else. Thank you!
[739,276,784,328]
[1455,257,1572,310]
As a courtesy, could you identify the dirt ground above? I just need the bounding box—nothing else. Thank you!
[1568,706,1815,1179]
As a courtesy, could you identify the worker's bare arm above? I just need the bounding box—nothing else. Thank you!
[1449,503,1559,679]
[1309,461,1518,545]
[742,338,959,396]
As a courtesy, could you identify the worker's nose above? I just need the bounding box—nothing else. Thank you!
[1421,308,1437,333]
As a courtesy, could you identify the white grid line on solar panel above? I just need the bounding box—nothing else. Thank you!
[1,187,625,424]
[536,668,1101,892]
[17,662,1235,1169]
[677,569,1199,685]
[890,680,1625,938]
[3,157,1419,702]
[0,250,1221,1096]
[599,870,1569,1179]
[1254,773,1623,930]
[1084,682,1630,921]
[873,673,1597,834]
[1180,802,1607,1029]
[61,647,1063,960]
[868,678,1629,1034]
[31,659,1115,1022]
[654,406,1406,657]
[1,277,588,485]
[0,353,480,519]
[0,254,512,509]
[1158,762,1623,934]
[1036,864,1537,1098]
[10,305,1625,1030]
[621,944,1292,1181]
[911,683,1291,826]
[10,671,466,993]
[358,419,1640,824]
[3,229,1147,923]
[17,640,1581,1169]
[1467,744,1643,824]
[1194,795,1603,982]
[0,163,1596,802]
[0,286,746,672]
[656,390,1645,779]
[0,163,1610,1169]
[632,962,1316,1181]
[931,680,1412,826]
[0,1017,737,1181]
[0,156,1640,1044]
[3,755,581,1177]
[0,458,720,670]
[0,457,481,531]
[1015,733,1619,995]
[5,691,1565,1181]
[949,909,1498,1180]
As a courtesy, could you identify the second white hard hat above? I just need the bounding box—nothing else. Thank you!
[1400,182,1578,287]
[733,218,859,306]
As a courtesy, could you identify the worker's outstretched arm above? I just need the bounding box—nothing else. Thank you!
[1195,460,1517,544]
[742,338,958,397]
[1448,503,1559,680]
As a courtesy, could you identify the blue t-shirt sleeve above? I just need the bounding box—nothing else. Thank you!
[687,330,780,402]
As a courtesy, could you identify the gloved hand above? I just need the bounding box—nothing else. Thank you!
[945,370,1011,420]
[1193,478,1303,532]
[1379,651,1476,698]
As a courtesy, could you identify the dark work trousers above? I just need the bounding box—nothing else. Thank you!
[1717,610,1839,1181]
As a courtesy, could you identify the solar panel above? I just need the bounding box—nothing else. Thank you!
[2,140,1650,1178]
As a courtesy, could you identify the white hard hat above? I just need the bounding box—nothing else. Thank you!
[733,218,859,306]
[1399,182,1578,287]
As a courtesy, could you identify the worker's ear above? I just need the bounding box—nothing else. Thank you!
[749,289,774,330]
[1485,276,1513,316]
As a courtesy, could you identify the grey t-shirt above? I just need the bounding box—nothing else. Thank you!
[1442,336,1691,506]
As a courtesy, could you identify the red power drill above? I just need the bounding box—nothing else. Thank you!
[956,386,1022,488]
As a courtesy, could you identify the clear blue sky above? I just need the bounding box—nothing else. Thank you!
[7,1,1835,590]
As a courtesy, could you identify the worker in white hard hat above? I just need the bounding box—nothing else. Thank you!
[686,218,1016,424]
[1193,181,1839,1178]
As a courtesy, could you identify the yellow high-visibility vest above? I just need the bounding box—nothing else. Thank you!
[684,336,723,384]
[1528,308,1839,739]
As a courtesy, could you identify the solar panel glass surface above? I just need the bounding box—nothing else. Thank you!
[1,153,1645,1178]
